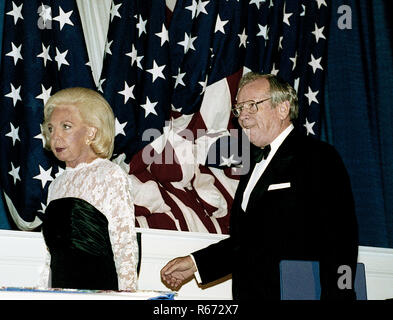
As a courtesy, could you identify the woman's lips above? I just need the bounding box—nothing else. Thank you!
[55,147,65,153]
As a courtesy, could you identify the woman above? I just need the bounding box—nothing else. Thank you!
[39,87,138,291]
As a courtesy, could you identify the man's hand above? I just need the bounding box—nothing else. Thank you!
[160,255,197,290]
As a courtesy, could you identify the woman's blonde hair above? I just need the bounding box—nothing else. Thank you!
[237,72,299,121]
[42,87,115,159]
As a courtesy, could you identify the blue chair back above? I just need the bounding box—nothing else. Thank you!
[279,260,367,300]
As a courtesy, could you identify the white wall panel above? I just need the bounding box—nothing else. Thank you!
[1,229,392,300]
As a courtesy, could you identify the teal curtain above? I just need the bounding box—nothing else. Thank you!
[323,0,393,248]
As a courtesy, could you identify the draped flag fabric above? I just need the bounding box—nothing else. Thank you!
[0,0,95,230]
[101,0,329,233]
[1,0,330,235]
[100,0,244,233]
[0,0,11,229]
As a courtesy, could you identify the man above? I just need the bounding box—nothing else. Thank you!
[161,73,359,300]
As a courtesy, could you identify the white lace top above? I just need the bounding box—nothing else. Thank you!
[39,158,138,291]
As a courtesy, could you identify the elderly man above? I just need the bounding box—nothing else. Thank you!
[161,73,358,300]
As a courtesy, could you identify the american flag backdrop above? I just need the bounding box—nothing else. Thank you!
[0,0,329,234]
[0,0,96,230]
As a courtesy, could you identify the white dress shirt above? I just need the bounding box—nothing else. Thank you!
[241,123,294,211]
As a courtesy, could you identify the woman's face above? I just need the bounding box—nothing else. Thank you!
[47,104,97,168]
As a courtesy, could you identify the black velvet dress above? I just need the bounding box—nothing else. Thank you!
[42,197,118,290]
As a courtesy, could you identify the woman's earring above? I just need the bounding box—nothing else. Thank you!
[86,139,91,145]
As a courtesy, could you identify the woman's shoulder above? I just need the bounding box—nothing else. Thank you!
[97,158,126,173]
[96,159,131,183]
[95,160,133,199]
[49,169,66,188]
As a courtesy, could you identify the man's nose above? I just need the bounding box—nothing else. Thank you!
[238,108,250,119]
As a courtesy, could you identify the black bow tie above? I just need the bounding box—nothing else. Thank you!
[252,145,271,163]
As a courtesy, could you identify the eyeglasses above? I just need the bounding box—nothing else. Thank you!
[231,97,271,117]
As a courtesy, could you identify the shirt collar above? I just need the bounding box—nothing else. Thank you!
[269,123,294,154]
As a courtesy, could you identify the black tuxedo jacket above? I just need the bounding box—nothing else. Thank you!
[193,129,359,300]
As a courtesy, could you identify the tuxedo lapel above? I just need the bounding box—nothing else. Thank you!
[246,131,297,211]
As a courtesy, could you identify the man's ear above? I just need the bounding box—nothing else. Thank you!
[278,101,290,120]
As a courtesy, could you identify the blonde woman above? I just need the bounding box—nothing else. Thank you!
[39,87,138,291]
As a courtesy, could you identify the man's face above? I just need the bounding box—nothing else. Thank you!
[237,78,286,148]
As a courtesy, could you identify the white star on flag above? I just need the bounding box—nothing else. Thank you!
[38,4,52,26]
[308,54,323,73]
[34,125,46,148]
[171,103,182,112]
[53,7,74,30]
[97,78,106,93]
[115,118,127,136]
[315,0,328,9]
[312,24,326,43]
[198,75,208,95]
[8,162,21,184]
[6,1,23,25]
[126,44,143,69]
[196,0,209,17]
[283,3,293,26]
[290,52,298,71]
[55,167,65,178]
[136,15,147,37]
[110,2,122,21]
[220,154,240,167]
[249,0,265,9]
[36,84,52,105]
[155,23,169,46]
[178,33,197,54]
[271,63,279,75]
[5,123,20,146]
[33,165,54,189]
[6,42,23,65]
[141,97,158,117]
[304,118,316,135]
[257,24,269,40]
[146,60,166,83]
[305,86,319,105]
[278,36,283,50]
[118,81,135,104]
[301,4,306,16]
[105,40,113,55]
[54,48,69,70]
[37,43,52,66]
[186,0,197,19]
[294,77,300,93]
[5,83,22,106]
[215,14,228,34]
[238,28,248,47]
[173,68,186,88]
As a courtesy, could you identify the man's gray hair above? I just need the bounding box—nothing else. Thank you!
[237,72,299,121]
